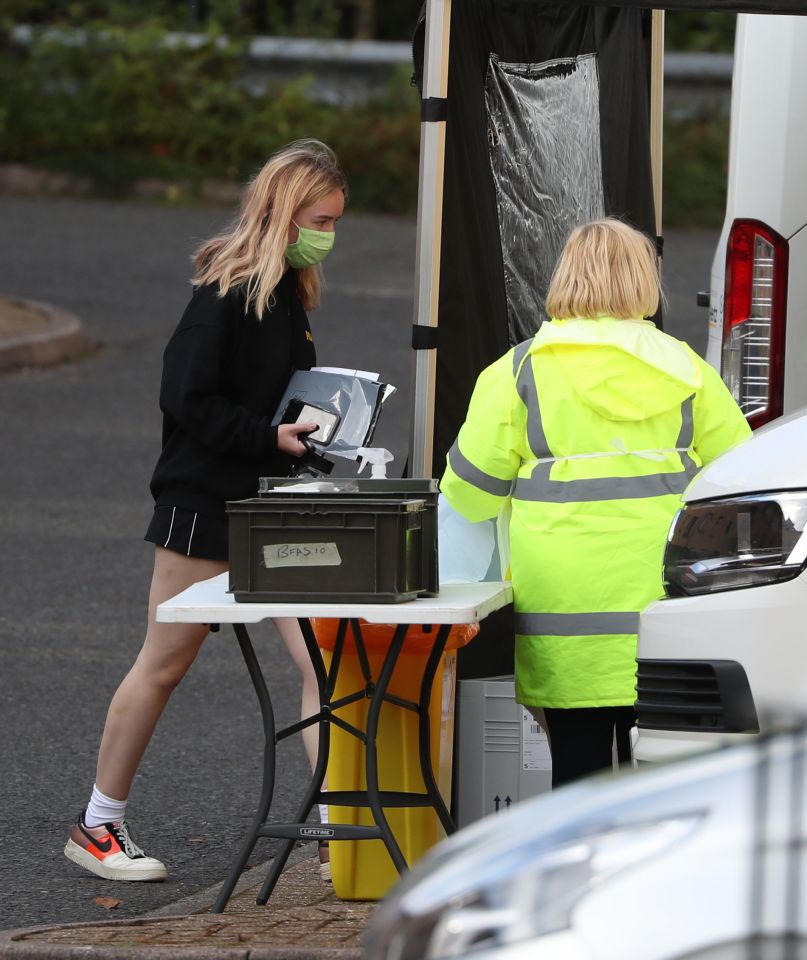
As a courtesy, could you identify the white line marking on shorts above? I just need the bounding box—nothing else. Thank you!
[164,507,176,548]
[187,512,198,556]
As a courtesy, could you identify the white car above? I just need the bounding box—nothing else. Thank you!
[706,13,807,426]
[364,724,807,960]
[633,407,807,764]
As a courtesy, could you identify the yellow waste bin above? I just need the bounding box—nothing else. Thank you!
[312,619,478,900]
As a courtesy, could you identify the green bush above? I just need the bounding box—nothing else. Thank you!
[0,1,419,39]
[0,23,421,211]
[324,74,420,213]
[3,3,735,47]
[665,11,736,53]
[0,20,727,225]
[663,113,730,228]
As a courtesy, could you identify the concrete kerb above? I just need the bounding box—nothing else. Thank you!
[0,944,251,960]
[0,945,362,960]
[0,163,242,206]
[0,297,91,373]
[0,940,363,960]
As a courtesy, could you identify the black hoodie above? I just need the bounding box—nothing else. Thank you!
[150,270,315,517]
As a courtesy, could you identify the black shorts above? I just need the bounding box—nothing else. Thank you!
[144,505,229,562]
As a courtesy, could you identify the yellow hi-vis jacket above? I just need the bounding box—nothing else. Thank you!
[440,317,751,709]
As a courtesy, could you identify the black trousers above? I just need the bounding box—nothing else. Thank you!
[541,706,636,788]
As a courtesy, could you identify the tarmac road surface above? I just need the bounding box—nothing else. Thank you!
[0,195,717,930]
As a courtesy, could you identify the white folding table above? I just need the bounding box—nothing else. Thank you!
[157,574,512,911]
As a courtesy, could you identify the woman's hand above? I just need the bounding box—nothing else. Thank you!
[277,421,319,457]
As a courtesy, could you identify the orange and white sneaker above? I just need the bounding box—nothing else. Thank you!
[64,812,167,882]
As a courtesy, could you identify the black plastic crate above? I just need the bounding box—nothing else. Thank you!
[257,477,439,597]
[227,492,432,604]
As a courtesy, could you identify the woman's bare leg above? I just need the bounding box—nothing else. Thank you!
[95,547,227,800]
[273,617,321,773]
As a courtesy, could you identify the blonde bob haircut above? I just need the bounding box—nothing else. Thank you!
[193,139,347,317]
[545,218,661,321]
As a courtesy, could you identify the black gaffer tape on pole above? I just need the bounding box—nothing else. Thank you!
[421,97,448,122]
[412,325,439,350]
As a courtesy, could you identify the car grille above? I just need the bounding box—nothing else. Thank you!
[635,659,759,733]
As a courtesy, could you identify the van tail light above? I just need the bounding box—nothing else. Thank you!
[722,219,789,429]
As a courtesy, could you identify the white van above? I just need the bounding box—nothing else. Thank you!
[634,14,807,763]
[633,407,807,763]
[705,12,807,427]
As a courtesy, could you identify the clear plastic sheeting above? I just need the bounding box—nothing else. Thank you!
[438,494,510,584]
[485,53,605,344]
[270,368,389,462]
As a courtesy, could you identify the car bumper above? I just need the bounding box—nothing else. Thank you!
[634,573,807,761]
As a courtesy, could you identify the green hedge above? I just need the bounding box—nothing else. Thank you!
[1,1,418,40]
[0,24,421,212]
[665,10,735,53]
[664,114,729,228]
[0,22,727,225]
[4,2,736,46]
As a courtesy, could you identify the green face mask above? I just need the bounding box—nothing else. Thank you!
[285,221,335,268]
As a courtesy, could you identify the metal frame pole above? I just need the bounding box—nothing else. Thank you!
[650,9,665,239]
[409,0,452,479]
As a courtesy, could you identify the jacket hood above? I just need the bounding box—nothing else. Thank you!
[529,317,702,421]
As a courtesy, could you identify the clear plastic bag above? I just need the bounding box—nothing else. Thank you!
[271,369,388,460]
[438,494,510,584]
[485,53,605,343]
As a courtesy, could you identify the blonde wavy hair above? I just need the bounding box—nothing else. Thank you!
[545,218,661,321]
[193,139,347,317]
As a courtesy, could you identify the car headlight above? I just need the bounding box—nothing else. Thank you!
[664,491,807,597]
[373,815,700,960]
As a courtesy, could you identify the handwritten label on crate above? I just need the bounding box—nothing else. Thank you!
[263,542,342,568]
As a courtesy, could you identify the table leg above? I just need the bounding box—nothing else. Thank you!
[254,617,332,906]
[417,624,455,836]
[217,616,457,909]
[364,623,411,873]
[211,622,276,914]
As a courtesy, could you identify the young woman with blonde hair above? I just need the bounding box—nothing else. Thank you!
[442,217,751,787]
[64,140,346,881]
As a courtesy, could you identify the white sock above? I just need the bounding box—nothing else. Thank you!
[85,784,127,828]
[319,789,328,826]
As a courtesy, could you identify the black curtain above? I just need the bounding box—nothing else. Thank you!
[413,3,657,679]
[430,3,655,482]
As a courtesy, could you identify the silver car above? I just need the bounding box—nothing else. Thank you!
[364,726,807,960]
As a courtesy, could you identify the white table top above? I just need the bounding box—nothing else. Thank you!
[156,573,513,625]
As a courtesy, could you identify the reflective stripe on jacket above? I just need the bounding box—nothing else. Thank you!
[440,317,751,709]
